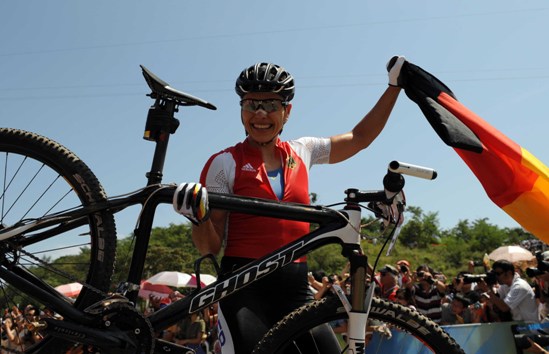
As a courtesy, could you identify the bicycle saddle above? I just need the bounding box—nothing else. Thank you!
[140,65,217,110]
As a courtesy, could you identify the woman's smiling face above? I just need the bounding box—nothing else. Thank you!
[240,92,291,147]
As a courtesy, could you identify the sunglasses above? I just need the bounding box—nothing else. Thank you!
[240,99,287,113]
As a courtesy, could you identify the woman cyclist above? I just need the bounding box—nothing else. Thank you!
[174,56,406,353]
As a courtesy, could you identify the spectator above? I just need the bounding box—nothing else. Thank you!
[307,270,326,295]
[175,312,207,354]
[203,302,220,353]
[379,265,399,301]
[395,287,416,310]
[1,314,18,351]
[441,293,473,325]
[314,273,342,300]
[407,264,447,323]
[396,259,412,288]
[477,259,538,322]
[529,251,549,321]
[169,290,185,302]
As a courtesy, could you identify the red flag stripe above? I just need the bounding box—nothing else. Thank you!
[437,92,538,208]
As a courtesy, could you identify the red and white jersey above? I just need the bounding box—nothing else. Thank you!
[199,137,330,259]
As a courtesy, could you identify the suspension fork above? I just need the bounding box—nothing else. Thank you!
[334,247,374,353]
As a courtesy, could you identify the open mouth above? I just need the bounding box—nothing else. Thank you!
[251,123,273,130]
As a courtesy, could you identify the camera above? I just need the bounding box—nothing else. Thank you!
[400,265,408,273]
[526,252,549,278]
[463,270,497,285]
[417,271,424,278]
[526,267,546,278]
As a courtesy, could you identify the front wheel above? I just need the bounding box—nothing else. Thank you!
[0,128,118,353]
[253,296,465,354]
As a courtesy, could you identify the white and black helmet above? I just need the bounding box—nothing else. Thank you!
[235,63,295,102]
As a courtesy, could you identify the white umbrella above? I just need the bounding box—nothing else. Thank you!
[146,271,192,287]
[488,245,535,263]
[185,274,217,288]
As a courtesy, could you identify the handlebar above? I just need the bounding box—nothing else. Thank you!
[388,160,437,180]
[345,161,436,203]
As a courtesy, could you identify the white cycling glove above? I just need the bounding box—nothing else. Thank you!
[387,55,406,87]
[173,183,210,225]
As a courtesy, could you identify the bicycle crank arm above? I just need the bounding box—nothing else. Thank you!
[41,317,140,352]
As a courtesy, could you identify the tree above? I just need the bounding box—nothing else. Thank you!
[399,206,441,248]
[111,223,218,288]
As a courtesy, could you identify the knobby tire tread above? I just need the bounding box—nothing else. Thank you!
[253,296,465,354]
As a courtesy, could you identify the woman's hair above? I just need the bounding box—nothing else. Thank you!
[396,287,416,306]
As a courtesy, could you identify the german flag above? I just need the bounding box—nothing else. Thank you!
[400,62,549,241]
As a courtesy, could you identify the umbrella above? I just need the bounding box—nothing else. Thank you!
[146,271,192,287]
[138,281,172,299]
[186,274,217,288]
[55,282,83,297]
[488,245,535,263]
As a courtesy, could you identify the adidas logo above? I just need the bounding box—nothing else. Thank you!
[241,163,256,172]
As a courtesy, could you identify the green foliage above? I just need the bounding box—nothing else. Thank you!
[111,223,219,288]
[399,206,441,248]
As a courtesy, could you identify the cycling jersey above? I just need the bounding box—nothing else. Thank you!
[199,136,331,259]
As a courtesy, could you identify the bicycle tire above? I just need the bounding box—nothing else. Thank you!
[253,295,465,354]
[0,128,117,353]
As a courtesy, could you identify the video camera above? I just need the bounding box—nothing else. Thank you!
[462,270,498,285]
[525,252,549,278]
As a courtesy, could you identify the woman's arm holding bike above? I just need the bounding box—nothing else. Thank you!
[191,210,226,256]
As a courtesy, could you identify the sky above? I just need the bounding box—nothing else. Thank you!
[1,1,548,240]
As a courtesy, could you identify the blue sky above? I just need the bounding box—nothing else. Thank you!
[1,1,548,238]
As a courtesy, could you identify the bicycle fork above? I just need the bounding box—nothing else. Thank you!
[333,249,373,354]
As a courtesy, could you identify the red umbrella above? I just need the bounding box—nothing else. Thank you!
[55,282,83,297]
[139,281,172,299]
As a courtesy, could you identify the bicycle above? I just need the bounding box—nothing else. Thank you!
[0,65,465,354]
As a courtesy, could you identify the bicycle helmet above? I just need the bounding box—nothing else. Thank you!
[235,63,295,102]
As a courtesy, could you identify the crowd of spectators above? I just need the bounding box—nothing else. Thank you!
[0,291,220,353]
[1,304,52,351]
[3,252,548,353]
[307,251,549,350]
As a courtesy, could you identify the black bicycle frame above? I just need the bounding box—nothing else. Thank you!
[0,181,387,350]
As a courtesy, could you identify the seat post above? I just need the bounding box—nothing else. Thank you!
[143,99,180,185]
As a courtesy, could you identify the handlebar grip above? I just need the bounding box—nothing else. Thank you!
[389,161,437,180]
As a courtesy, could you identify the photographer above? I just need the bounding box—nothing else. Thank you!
[396,259,412,288]
[477,259,538,322]
[526,251,549,321]
[313,273,342,300]
[407,264,447,323]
